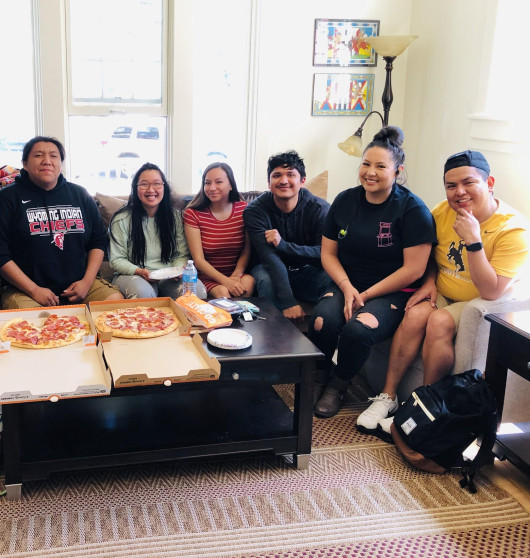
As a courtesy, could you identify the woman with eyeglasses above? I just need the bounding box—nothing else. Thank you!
[184,162,254,298]
[109,162,207,299]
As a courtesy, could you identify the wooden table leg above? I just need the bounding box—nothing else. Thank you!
[2,403,23,500]
[293,360,314,469]
[484,322,509,429]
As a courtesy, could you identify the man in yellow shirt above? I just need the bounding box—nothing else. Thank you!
[357,150,530,434]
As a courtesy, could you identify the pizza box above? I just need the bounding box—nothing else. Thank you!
[0,305,111,404]
[88,298,220,387]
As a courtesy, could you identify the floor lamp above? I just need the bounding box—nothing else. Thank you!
[338,35,417,156]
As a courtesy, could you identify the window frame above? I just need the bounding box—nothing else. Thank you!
[0,0,38,165]
[467,0,524,154]
[65,0,169,117]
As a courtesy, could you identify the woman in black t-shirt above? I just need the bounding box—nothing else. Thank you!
[310,126,436,421]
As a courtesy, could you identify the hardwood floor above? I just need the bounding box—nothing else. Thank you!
[483,458,530,512]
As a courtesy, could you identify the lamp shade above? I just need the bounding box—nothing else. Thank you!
[337,111,384,157]
[337,133,363,157]
[370,35,417,57]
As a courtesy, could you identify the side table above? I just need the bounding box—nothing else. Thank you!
[484,311,530,475]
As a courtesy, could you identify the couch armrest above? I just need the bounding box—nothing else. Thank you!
[453,285,530,374]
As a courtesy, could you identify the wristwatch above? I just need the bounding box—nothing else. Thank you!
[465,241,483,252]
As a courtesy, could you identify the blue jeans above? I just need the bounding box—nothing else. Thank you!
[113,275,207,299]
[309,284,412,381]
[251,264,332,310]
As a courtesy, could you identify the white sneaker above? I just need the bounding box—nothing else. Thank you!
[378,416,394,435]
[356,393,398,432]
[374,416,394,444]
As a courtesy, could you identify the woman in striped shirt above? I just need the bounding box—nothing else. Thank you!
[183,163,254,298]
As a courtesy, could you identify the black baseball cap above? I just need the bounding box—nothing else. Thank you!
[444,150,490,176]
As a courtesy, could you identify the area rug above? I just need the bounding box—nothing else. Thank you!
[1,384,529,558]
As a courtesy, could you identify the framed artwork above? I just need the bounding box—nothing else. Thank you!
[312,73,374,116]
[313,19,379,67]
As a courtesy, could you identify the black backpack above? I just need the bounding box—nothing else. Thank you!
[391,369,497,493]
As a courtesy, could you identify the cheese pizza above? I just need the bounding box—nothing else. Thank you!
[0,314,91,349]
[94,306,179,339]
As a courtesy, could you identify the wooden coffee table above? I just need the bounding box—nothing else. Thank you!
[2,298,323,499]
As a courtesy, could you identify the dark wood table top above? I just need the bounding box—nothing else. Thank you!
[486,311,530,341]
[201,298,323,363]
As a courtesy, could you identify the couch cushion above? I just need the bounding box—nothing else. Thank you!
[95,170,328,229]
[0,165,20,188]
[305,170,328,200]
[95,192,128,228]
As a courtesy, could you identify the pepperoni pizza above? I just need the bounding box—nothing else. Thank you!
[94,306,179,339]
[0,314,91,349]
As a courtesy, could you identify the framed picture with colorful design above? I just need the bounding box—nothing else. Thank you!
[312,73,374,116]
[313,19,379,67]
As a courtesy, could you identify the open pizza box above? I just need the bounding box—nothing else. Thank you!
[0,304,111,404]
[88,298,220,387]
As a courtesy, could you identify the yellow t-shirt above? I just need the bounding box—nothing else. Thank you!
[432,199,530,301]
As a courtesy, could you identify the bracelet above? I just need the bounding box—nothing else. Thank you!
[338,278,350,287]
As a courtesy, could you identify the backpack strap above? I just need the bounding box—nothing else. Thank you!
[459,411,497,493]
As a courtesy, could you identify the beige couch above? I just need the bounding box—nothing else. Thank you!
[1,169,527,406]
[94,173,530,404]
[358,285,530,401]
[93,170,329,283]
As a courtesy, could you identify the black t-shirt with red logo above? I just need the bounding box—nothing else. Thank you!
[0,170,108,295]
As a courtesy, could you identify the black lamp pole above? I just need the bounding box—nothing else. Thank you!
[355,110,385,138]
[380,56,396,127]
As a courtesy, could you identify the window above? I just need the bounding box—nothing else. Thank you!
[0,0,36,169]
[469,0,525,153]
[485,1,523,120]
[66,0,167,195]
[191,0,256,191]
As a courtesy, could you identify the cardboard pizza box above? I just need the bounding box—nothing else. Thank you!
[88,298,220,387]
[0,305,111,404]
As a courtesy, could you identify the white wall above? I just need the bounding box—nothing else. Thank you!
[251,0,414,199]
[250,0,529,217]
[404,0,529,215]
[33,0,528,217]
[170,0,414,197]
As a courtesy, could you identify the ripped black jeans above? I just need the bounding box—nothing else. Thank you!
[308,284,412,382]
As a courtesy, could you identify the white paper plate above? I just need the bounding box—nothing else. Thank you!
[148,266,183,280]
[207,329,252,350]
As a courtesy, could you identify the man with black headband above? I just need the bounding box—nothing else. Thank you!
[357,149,530,435]
[244,150,332,321]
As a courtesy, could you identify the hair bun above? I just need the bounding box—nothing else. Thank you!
[373,126,404,148]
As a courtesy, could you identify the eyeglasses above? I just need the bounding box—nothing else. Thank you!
[138,182,164,190]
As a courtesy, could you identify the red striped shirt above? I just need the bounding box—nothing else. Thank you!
[184,201,247,289]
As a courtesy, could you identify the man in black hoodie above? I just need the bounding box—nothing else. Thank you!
[243,151,332,321]
[0,136,123,309]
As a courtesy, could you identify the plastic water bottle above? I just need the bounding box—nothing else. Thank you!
[182,260,197,295]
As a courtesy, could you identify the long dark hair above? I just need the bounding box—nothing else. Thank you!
[110,162,178,266]
[187,162,241,211]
